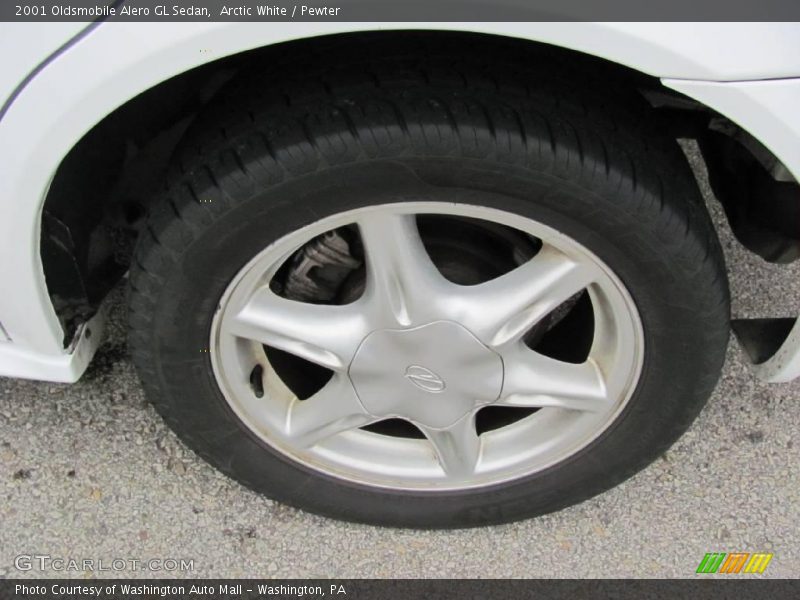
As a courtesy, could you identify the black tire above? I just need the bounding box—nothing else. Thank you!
[128,43,729,528]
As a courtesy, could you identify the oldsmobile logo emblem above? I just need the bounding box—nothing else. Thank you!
[404,365,446,393]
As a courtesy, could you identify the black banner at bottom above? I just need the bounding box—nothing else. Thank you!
[2,580,798,600]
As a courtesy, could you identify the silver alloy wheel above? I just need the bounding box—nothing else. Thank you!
[210,202,644,490]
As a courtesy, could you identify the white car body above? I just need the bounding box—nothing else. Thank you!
[1,22,799,383]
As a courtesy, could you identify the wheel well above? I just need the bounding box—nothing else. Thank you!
[39,29,798,346]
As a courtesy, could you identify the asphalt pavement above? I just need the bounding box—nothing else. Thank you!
[1,142,798,578]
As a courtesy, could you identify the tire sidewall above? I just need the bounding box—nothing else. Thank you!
[142,156,724,528]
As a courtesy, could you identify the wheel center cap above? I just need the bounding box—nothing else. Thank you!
[348,321,504,428]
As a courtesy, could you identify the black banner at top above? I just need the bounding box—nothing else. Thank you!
[3,0,800,22]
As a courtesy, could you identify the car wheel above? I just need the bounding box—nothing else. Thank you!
[128,55,729,528]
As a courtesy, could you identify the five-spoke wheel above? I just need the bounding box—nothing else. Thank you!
[129,51,729,526]
[211,203,643,489]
